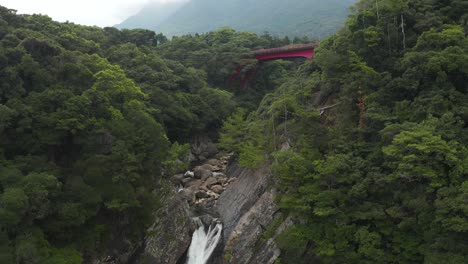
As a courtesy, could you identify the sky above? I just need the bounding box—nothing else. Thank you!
[0,0,182,27]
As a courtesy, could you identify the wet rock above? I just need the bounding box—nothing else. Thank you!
[212,172,226,178]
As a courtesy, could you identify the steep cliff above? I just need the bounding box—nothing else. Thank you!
[212,162,289,264]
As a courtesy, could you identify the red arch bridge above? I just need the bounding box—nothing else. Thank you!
[231,42,320,88]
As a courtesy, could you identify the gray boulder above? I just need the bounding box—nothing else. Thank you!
[170,174,185,185]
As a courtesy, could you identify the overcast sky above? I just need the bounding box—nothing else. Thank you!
[0,0,180,27]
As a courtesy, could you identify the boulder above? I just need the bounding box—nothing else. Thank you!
[170,174,185,185]
[184,171,194,178]
[207,159,221,166]
[202,177,219,189]
[199,164,213,171]
[195,191,209,199]
[181,178,194,187]
[211,185,224,194]
[212,166,223,172]
[218,177,228,185]
[194,166,212,179]
[184,179,202,188]
[200,171,211,181]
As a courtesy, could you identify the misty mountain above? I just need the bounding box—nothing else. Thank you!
[115,1,187,30]
[116,0,356,38]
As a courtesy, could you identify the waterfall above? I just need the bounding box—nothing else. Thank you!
[186,218,223,264]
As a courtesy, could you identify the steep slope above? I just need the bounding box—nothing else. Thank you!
[118,0,356,38]
[218,0,468,263]
[115,1,187,30]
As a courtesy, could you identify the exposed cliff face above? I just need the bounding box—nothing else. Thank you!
[138,185,193,264]
[222,191,280,263]
[213,162,289,264]
[131,138,288,264]
[216,163,271,239]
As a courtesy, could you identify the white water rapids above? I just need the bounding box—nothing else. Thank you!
[186,218,223,264]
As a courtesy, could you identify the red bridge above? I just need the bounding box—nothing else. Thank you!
[232,42,319,88]
[251,42,319,61]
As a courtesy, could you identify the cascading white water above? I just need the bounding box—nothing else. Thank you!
[186,219,223,264]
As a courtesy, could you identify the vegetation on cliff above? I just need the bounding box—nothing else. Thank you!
[0,5,304,262]
[219,0,468,263]
[1,0,467,263]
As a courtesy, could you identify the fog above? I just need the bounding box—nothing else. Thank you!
[0,0,188,26]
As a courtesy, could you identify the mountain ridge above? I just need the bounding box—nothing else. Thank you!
[116,0,357,38]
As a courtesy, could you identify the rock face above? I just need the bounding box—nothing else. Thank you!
[138,186,193,264]
[123,138,289,264]
[138,149,287,264]
[216,165,271,240]
[212,162,288,264]
[223,192,280,264]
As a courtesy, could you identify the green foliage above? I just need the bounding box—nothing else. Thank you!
[0,6,211,261]
[162,142,191,176]
[1,0,467,263]
[218,108,248,153]
[213,0,468,263]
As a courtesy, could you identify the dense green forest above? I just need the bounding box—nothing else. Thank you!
[219,0,468,263]
[1,0,467,263]
[117,0,356,39]
[0,5,297,263]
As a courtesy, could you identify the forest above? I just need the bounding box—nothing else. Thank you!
[218,0,468,263]
[0,0,467,263]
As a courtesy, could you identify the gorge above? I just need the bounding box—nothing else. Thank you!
[0,1,467,263]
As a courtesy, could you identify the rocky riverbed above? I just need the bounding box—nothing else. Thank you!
[130,136,289,264]
[173,153,236,209]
